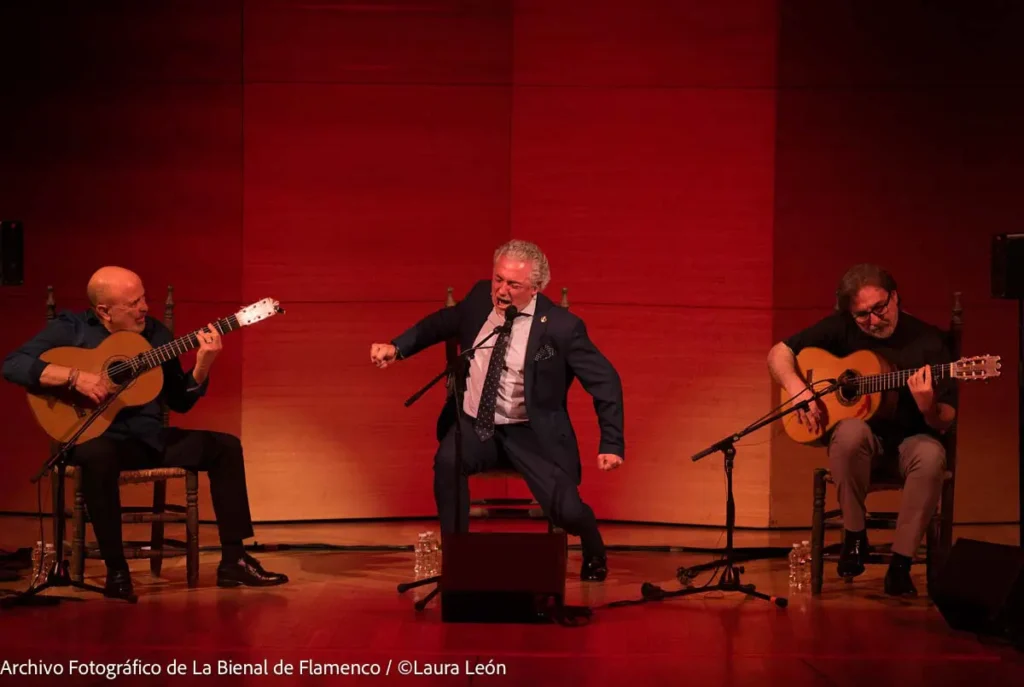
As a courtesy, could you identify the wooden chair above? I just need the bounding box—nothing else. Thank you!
[809,292,962,595]
[49,285,200,588]
[439,285,568,529]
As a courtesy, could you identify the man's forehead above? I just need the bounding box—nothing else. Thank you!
[853,287,888,307]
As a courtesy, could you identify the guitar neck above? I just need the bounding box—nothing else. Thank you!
[136,315,241,372]
[852,362,951,394]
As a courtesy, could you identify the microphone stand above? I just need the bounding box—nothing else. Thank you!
[396,323,509,611]
[638,380,841,608]
[2,381,138,609]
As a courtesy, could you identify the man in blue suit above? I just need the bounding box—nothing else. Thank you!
[371,240,625,581]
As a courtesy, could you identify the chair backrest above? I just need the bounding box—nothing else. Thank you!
[943,291,963,476]
[161,286,175,426]
[442,286,570,367]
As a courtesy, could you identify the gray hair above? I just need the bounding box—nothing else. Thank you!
[493,239,551,290]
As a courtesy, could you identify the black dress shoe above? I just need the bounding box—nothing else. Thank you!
[103,567,134,599]
[580,554,608,582]
[837,529,868,578]
[884,565,917,596]
[217,553,289,588]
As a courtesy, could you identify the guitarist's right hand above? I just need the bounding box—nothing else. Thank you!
[73,371,112,404]
[789,384,824,435]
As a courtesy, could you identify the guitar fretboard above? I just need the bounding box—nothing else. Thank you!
[133,315,241,373]
[851,363,951,395]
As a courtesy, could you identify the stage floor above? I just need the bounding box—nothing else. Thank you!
[1,517,1021,685]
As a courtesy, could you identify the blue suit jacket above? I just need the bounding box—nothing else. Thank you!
[391,280,625,483]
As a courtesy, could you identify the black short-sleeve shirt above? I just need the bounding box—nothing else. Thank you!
[784,310,956,443]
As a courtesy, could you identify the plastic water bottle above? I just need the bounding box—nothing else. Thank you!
[414,532,430,579]
[799,540,812,588]
[31,541,55,586]
[788,543,801,589]
[426,532,441,576]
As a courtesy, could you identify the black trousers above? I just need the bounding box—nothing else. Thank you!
[70,428,254,568]
[433,411,605,557]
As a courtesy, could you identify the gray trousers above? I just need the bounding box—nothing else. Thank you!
[827,419,946,558]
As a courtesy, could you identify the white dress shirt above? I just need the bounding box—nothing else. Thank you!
[462,295,536,424]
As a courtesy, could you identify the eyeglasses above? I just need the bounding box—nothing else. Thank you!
[851,291,892,321]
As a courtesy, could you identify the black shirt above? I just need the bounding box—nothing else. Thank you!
[1,309,209,451]
[784,310,957,443]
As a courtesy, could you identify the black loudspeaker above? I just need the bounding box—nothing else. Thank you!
[0,220,24,286]
[440,532,567,623]
[932,538,1024,645]
[992,233,1024,299]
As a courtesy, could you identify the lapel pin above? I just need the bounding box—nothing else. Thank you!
[540,315,547,323]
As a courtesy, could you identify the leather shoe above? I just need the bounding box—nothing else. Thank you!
[580,554,607,582]
[884,565,917,596]
[103,566,134,599]
[217,553,289,587]
[837,529,868,578]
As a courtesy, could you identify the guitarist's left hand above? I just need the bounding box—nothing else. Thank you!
[193,323,223,384]
[908,365,935,415]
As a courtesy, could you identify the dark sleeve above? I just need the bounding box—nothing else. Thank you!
[150,321,209,414]
[1,314,80,389]
[390,281,487,359]
[783,313,847,355]
[566,319,625,459]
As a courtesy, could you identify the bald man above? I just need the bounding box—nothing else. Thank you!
[2,267,288,598]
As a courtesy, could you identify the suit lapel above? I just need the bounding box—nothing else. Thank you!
[524,294,552,402]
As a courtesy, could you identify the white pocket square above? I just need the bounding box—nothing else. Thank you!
[533,344,556,362]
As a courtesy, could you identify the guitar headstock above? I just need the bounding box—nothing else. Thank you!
[951,355,1001,381]
[236,298,285,327]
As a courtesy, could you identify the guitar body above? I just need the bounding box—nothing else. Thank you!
[780,347,898,445]
[26,331,164,444]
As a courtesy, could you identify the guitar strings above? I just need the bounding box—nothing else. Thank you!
[851,362,953,395]
[105,315,239,379]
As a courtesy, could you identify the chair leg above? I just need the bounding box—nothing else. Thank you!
[49,468,64,550]
[185,471,200,589]
[71,470,86,583]
[150,479,167,577]
[811,468,827,595]
[925,516,940,597]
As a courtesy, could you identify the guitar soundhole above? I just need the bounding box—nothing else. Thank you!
[105,357,137,387]
[835,370,860,405]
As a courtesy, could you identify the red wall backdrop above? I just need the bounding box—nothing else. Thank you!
[0,1,1018,530]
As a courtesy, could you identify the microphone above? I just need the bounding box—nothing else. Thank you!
[497,305,520,333]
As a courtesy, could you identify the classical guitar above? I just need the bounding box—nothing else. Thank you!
[781,347,1001,445]
[26,298,284,445]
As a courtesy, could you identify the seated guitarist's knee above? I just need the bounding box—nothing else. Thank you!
[1,266,288,597]
[767,263,968,597]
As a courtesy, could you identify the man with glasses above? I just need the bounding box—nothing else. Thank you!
[369,240,625,582]
[766,264,956,596]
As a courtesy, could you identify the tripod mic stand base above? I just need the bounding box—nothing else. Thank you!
[397,575,439,594]
[641,566,788,608]
[397,575,441,612]
[0,558,134,609]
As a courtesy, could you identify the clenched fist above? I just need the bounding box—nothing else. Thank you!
[370,343,399,369]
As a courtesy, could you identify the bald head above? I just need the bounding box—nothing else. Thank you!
[87,266,142,307]
[87,266,148,333]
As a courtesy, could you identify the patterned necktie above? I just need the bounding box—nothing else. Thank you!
[473,326,512,441]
